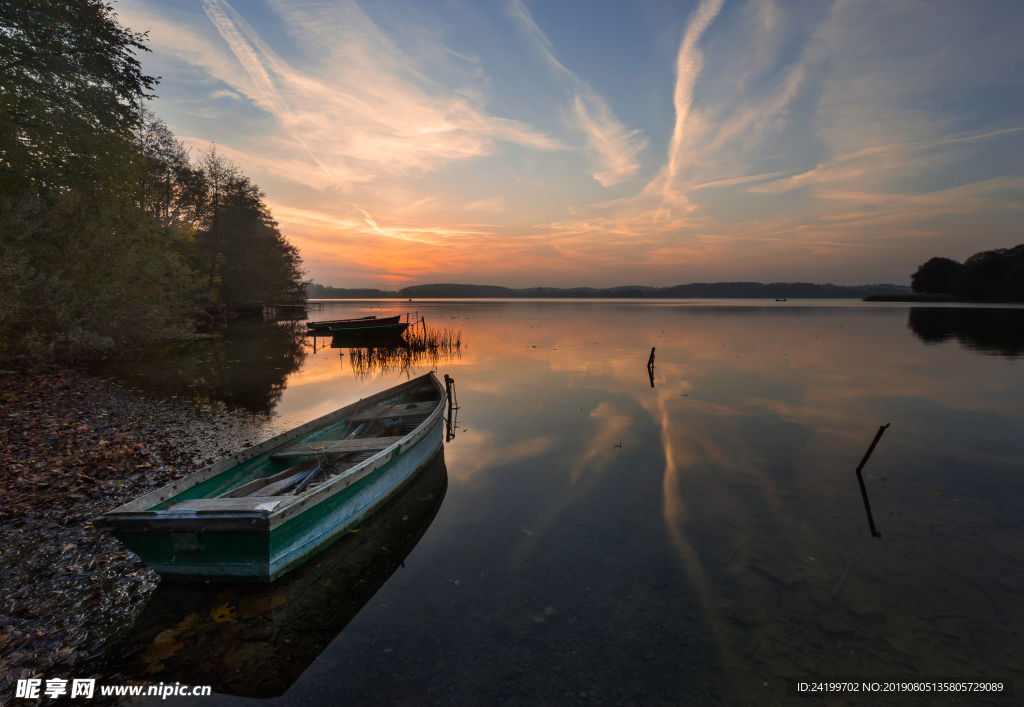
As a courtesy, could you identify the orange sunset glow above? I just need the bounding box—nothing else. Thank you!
[116,0,1023,287]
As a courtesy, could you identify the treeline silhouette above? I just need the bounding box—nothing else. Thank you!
[137,114,306,311]
[308,282,910,300]
[0,1,305,363]
[911,244,1024,301]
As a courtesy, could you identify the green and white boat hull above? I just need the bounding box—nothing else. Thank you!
[96,372,446,582]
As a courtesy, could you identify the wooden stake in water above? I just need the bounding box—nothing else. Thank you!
[855,423,889,538]
[444,374,457,442]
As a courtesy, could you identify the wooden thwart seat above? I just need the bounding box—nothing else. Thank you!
[348,401,436,423]
[270,435,405,459]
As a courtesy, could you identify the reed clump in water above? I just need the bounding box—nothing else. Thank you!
[347,325,462,378]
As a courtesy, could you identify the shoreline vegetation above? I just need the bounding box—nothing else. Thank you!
[0,2,307,366]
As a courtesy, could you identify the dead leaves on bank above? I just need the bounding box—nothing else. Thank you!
[0,372,174,527]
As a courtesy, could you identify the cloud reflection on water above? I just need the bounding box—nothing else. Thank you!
[107,301,1024,704]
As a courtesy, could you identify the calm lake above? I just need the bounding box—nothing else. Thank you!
[104,300,1024,706]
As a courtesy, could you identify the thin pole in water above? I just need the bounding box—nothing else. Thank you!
[444,374,458,442]
[855,423,889,538]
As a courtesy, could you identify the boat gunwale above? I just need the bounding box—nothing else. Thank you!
[306,315,401,329]
[328,321,408,334]
[267,375,444,528]
[95,372,443,521]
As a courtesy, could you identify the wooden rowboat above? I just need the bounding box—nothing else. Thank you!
[104,449,449,696]
[330,321,409,338]
[306,315,402,331]
[321,315,402,332]
[95,372,446,582]
[305,315,374,330]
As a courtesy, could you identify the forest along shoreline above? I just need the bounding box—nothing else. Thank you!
[0,368,278,694]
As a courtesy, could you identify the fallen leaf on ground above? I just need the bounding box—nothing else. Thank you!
[142,637,184,661]
[210,602,237,623]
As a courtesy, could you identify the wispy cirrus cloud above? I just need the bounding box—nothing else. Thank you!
[664,0,728,191]
[507,0,647,187]
[159,0,564,191]
[121,0,1024,287]
[464,198,507,211]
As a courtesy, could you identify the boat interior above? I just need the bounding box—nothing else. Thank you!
[167,380,442,510]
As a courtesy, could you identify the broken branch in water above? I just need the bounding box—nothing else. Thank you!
[855,423,889,538]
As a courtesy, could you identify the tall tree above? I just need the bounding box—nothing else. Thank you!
[0,0,158,200]
[0,3,200,364]
[189,147,306,305]
[195,147,240,294]
[136,108,193,225]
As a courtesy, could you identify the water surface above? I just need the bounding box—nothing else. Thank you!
[109,300,1024,705]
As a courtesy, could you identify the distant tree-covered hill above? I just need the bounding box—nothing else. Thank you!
[307,282,911,299]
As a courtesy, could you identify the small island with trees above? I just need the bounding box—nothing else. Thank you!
[865,244,1024,303]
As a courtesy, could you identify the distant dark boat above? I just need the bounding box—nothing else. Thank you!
[306,315,374,330]
[775,298,788,302]
[307,315,401,332]
[330,321,409,339]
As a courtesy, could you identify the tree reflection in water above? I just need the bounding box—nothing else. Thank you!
[93,319,307,414]
[103,449,449,698]
[327,325,462,380]
[908,307,1024,358]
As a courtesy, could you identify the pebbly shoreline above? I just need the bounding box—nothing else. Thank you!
[0,368,283,700]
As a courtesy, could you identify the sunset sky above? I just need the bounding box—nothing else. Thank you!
[118,0,1024,288]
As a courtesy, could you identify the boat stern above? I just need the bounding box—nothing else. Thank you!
[98,509,275,582]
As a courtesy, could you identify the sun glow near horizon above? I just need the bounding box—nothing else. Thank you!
[120,0,1024,288]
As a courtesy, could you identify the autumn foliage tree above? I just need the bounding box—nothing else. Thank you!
[0,0,157,198]
[0,3,306,363]
[134,122,307,308]
[0,1,198,362]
